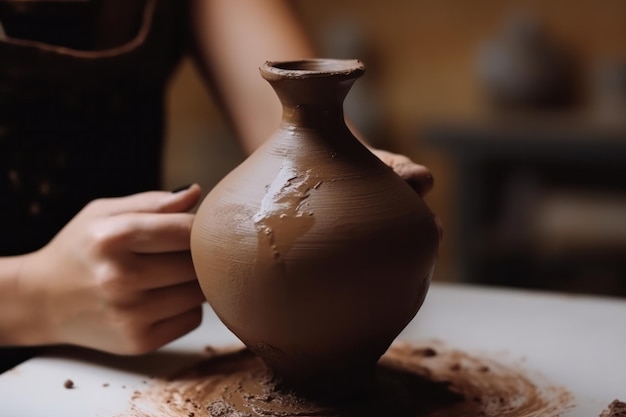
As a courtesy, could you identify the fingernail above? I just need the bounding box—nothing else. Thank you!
[171,184,192,193]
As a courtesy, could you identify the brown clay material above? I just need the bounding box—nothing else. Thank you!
[119,343,574,417]
[600,400,626,417]
[190,59,440,396]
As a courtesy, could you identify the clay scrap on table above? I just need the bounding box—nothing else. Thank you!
[600,400,626,417]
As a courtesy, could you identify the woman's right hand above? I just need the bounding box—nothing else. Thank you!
[13,184,206,355]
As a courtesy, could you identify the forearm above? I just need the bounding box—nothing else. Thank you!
[189,0,317,153]
[0,253,48,346]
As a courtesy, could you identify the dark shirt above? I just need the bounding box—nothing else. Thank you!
[0,0,187,370]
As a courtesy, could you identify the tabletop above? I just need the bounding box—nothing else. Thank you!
[1,282,625,416]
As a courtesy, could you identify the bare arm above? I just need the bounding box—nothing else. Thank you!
[188,0,316,154]
[188,0,434,195]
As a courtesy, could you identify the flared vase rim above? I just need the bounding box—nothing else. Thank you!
[260,58,365,81]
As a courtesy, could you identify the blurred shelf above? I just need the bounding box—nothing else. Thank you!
[421,116,626,296]
[423,115,626,162]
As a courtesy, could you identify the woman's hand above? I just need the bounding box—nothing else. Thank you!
[371,148,443,243]
[15,185,205,355]
[369,148,435,196]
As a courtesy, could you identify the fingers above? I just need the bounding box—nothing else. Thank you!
[111,269,204,354]
[122,212,195,254]
[128,281,206,324]
[93,282,205,355]
[106,305,204,355]
[127,251,198,291]
[91,212,195,255]
[369,148,434,196]
[146,307,204,352]
[86,184,202,217]
[404,166,434,196]
[386,154,434,196]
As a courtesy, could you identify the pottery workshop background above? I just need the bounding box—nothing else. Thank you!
[162,0,626,297]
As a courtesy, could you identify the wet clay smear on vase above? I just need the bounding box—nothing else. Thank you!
[117,342,573,417]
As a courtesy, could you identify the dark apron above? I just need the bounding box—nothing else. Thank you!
[0,0,187,370]
[0,0,187,255]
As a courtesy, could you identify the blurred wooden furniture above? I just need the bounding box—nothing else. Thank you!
[423,116,626,295]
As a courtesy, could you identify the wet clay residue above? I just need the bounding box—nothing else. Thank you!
[118,342,573,417]
[600,400,626,417]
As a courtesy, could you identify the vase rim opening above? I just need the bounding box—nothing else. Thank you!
[260,59,365,80]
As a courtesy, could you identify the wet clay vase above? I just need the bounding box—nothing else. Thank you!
[190,59,440,398]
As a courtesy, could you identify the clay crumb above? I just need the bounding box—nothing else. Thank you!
[600,400,626,417]
[63,379,74,389]
[102,383,109,387]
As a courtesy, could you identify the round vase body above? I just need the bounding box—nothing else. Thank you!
[190,59,440,394]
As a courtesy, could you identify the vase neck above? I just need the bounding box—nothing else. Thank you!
[281,102,346,129]
[269,77,356,129]
[260,59,365,130]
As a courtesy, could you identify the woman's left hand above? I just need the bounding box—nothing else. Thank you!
[370,148,434,196]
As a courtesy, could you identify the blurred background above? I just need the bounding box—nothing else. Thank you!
[163,0,626,297]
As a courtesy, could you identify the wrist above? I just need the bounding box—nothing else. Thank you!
[0,252,54,346]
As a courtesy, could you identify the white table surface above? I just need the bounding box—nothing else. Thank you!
[1,282,625,416]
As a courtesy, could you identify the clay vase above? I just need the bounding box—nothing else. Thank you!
[190,59,440,397]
